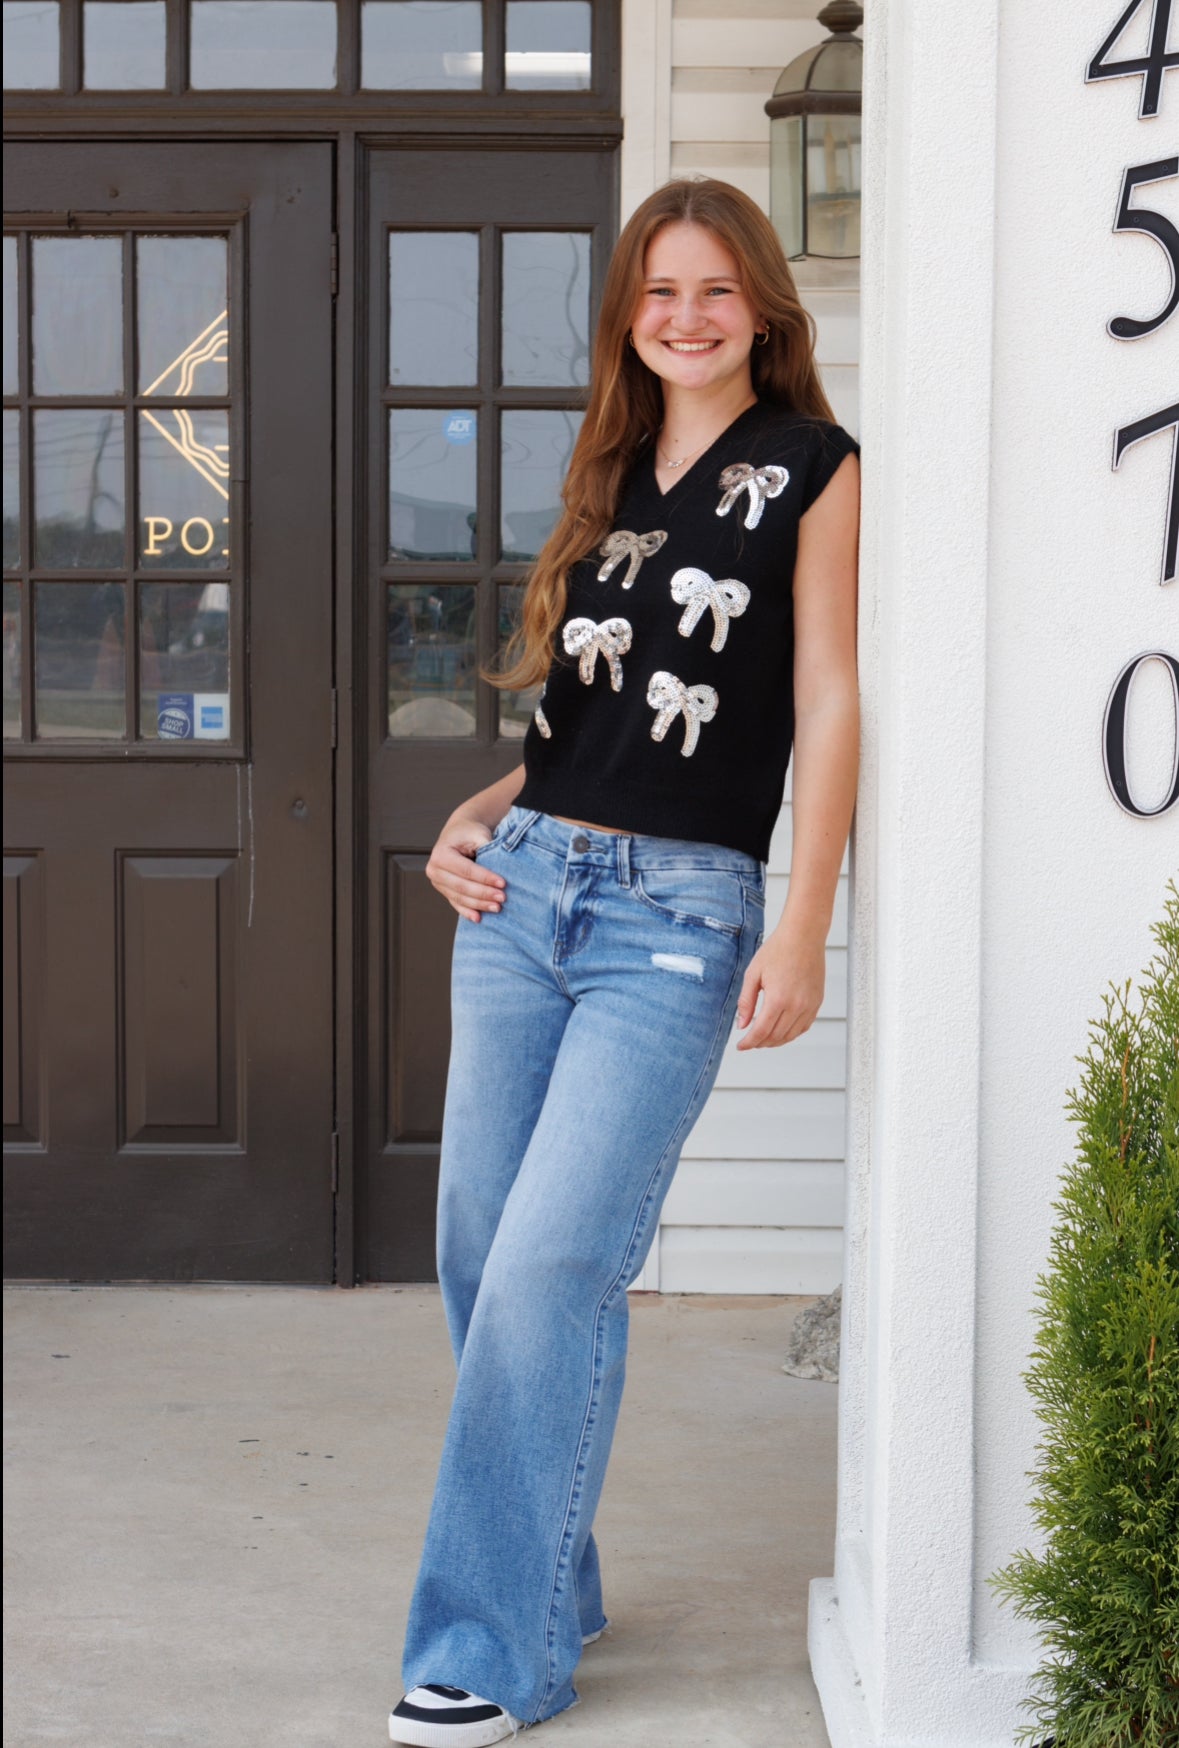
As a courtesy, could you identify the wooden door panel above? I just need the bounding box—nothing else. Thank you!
[2,853,43,1147]
[385,853,453,1146]
[119,854,239,1146]
[369,852,457,1280]
[2,143,335,1280]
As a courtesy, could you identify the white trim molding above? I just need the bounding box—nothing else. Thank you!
[621,0,673,223]
[808,0,1020,1739]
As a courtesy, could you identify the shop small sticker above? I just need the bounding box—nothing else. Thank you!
[442,412,476,446]
[158,693,194,740]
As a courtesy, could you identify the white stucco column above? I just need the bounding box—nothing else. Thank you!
[809,3,1178,1744]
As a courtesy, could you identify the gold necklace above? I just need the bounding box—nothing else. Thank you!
[656,431,713,471]
[656,397,757,470]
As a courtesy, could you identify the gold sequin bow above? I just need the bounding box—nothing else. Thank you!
[646,670,719,757]
[715,463,789,530]
[563,616,634,691]
[669,567,751,653]
[597,529,668,589]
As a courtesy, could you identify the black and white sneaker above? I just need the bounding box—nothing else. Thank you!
[388,1685,521,1747]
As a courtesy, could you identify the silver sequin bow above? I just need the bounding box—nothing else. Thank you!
[533,681,551,739]
[597,529,668,589]
[563,616,633,691]
[715,463,789,529]
[669,566,751,653]
[646,670,719,758]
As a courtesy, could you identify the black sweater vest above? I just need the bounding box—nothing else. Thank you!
[517,398,860,862]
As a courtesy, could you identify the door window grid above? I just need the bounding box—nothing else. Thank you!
[382,223,590,741]
[2,0,601,96]
[2,225,240,752]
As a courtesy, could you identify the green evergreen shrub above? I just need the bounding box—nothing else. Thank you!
[993,880,1175,1748]
[990,879,1179,1747]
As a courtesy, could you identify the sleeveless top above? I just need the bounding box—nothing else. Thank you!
[516,398,861,862]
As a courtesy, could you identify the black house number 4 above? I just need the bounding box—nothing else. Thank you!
[1087,0,1178,119]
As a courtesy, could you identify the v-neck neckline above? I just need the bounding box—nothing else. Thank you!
[645,397,765,502]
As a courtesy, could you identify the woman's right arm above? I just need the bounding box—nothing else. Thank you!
[425,763,526,923]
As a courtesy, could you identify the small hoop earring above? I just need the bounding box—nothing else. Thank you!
[755,329,770,346]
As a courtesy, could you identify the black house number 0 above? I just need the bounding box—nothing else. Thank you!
[1090,0,1178,815]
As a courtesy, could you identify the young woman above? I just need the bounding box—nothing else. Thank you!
[389,177,861,1747]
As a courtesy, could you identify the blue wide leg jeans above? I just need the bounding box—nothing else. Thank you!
[401,807,765,1726]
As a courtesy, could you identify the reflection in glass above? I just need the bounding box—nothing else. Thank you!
[2,581,20,739]
[3,237,17,395]
[32,236,123,396]
[140,581,230,739]
[3,412,19,570]
[501,408,583,560]
[362,0,481,90]
[35,581,125,740]
[139,410,230,568]
[389,409,477,561]
[389,232,478,387]
[388,583,477,738]
[502,232,590,386]
[84,0,165,88]
[190,0,337,88]
[497,584,541,739]
[3,0,60,89]
[137,236,229,397]
[34,409,126,568]
[505,0,590,90]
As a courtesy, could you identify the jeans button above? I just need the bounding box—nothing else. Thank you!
[572,834,591,853]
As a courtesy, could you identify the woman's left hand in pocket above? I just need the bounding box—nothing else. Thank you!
[735,921,826,1050]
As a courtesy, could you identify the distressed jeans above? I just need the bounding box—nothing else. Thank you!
[401,806,765,1726]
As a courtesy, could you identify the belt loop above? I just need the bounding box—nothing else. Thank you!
[504,808,540,851]
[617,833,632,888]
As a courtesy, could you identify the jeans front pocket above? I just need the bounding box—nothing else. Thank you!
[632,867,746,935]
[471,819,509,860]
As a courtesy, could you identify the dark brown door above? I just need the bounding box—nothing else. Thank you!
[360,145,616,1279]
[3,143,336,1280]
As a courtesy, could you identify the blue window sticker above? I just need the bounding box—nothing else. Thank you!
[193,692,230,740]
[442,411,477,446]
[157,693,194,740]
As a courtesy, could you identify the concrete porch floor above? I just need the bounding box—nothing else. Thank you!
[3,1286,836,1748]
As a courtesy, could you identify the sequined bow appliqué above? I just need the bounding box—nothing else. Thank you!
[597,529,668,590]
[669,567,751,653]
[646,670,718,757]
[533,681,551,739]
[715,463,789,530]
[563,617,633,691]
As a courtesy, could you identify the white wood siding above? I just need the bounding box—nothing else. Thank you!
[632,806,851,1293]
[622,0,861,1291]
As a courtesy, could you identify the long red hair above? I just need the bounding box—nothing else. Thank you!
[494,177,835,690]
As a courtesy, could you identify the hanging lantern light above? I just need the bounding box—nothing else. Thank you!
[765,0,864,261]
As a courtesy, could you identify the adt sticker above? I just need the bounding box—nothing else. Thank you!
[442,412,476,446]
[158,693,194,740]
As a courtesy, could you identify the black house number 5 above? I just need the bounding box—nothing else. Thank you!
[1109,156,1179,338]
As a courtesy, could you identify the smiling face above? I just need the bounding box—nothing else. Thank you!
[630,220,763,399]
